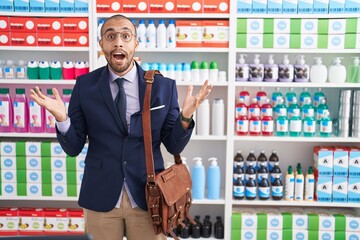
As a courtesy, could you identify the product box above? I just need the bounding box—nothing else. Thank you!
[318,19,346,35]
[315,176,332,202]
[267,0,283,13]
[74,0,88,12]
[252,0,267,13]
[1,183,17,196]
[336,232,360,240]
[60,0,74,12]
[299,34,317,49]
[122,0,148,13]
[1,156,16,170]
[333,147,349,177]
[202,20,229,48]
[175,20,202,47]
[203,0,229,13]
[297,0,313,13]
[345,214,360,232]
[333,177,348,202]
[10,32,37,46]
[76,171,83,184]
[176,0,202,13]
[63,33,88,47]
[67,208,85,234]
[300,19,318,34]
[37,32,63,47]
[237,0,253,13]
[52,170,67,184]
[25,170,42,184]
[9,17,36,33]
[1,170,17,183]
[36,18,62,33]
[43,208,68,234]
[239,212,258,229]
[314,146,333,177]
[308,214,335,231]
[240,229,258,239]
[0,207,19,236]
[313,0,329,13]
[49,142,66,157]
[76,156,85,172]
[63,17,88,33]
[149,0,176,13]
[282,211,308,230]
[0,32,10,46]
[266,211,283,230]
[14,0,30,12]
[345,0,360,12]
[25,141,41,156]
[0,0,14,11]
[96,0,122,12]
[26,157,41,170]
[26,183,42,196]
[348,177,360,203]
[45,0,60,12]
[329,0,345,12]
[309,231,335,240]
[349,147,360,177]
[266,230,282,239]
[18,208,43,235]
[237,18,264,34]
[283,0,298,13]
[237,33,263,48]
[283,229,308,240]
[52,184,67,197]
[345,18,358,34]
[273,19,291,33]
[0,17,10,32]
[30,0,45,11]
[273,34,290,48]
[326,34,345,48]
[50,157,67,171]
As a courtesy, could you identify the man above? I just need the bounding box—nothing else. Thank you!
[30,14,212,240]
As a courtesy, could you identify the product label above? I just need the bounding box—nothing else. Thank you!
[259,186,270,198]
[302,108,315,118]
[249,119,261,133]
[288,108,300,118]
[45,110,55,130]
[236,119,249,134]
[29,101,42,127]
[272,186,283,197]
[14,101,25,129]
[4,67,14,79]
[289,119,302,132]
[275,107,287,118]
[236,107,247,118]
[303,120,316,133]
[233,185,245,197]
[245,186,257,198]
[276,118,288,132]
[0,101,10,127]
[261,120,274,133]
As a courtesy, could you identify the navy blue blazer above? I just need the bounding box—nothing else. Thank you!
[57,62,194,212]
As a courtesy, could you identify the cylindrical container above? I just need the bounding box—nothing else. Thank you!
[209,61,219,82]
[192,157,205,200]
[39,61,50,79]
[16,60,27,79]
[285,166,295,201]
[137,20,146,48]
[50,61,62,80]
[175,63,182,82]
[146,20,156,48]
[45,89,56,133]
[236,115,248,135]
[200,61,209,82]
[156,19,166,48]
[62,61,75,80]
[183,63,191,82]
[294,167,304,201]
[167,63,175,80]
[207,157,221,199]
[0,88,13,132]
[166,20,176,48]
[13,88,29,133]
[196,99,210,136]
[27,60,39,79]
[211,98,224,136]
[29,90,44,133]
[305,167,315,201]
[191,61,200,82]
[74,61,87,78]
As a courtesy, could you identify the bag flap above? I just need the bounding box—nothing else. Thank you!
[155,164,192,206]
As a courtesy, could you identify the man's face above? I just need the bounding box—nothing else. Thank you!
[99,17,138,75]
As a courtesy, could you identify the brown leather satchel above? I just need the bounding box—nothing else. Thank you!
[142,70,194,239]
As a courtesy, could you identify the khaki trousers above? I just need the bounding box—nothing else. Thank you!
[84,190,167,240]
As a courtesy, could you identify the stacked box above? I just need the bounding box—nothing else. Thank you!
[0,208,18,236]
[43,208,68,234]
[18,208,44,235]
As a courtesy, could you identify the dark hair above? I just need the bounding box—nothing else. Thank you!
[100,14,137,38]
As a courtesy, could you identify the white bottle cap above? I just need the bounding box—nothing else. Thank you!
[268,55,274,65]
[239,54,247,64]
[313,57,322,65]
[208,157,218,166]
[283,55,290,65]
[353,57,360,66]
[254,54,260,64]
[297,55,305,65]
[193,157,203,165]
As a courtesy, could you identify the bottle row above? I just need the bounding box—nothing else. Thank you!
[0,0,88,12]
[235,54,360,83]
[0,60,89,80]
[0,88,71,133]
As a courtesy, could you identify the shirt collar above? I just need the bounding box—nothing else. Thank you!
[108,61,137,83]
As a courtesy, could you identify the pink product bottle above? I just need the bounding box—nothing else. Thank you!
[239,88,250,107]
[236,115,249,136]
[29,94,44,133]
[256,87,267,107]
[261,98,273,119]
[62,61,75,80]
[74,61,87,78]
[261,115,274,136]
[45,89,56,133]
[13,88,29,133]
[249,115,261,136]
[235,98,247,119]
[62,89,72,114]
[248,98,260,118]
[0,88,13,132]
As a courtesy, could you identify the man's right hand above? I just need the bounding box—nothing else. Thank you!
[29,87,67,122]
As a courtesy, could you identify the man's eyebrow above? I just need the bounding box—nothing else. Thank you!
[102,27,133,34]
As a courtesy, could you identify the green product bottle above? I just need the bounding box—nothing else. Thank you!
[271,87,283,110]
[285,87,297,108]
[289,115,302,137]
[316,99,329,124]
[276,115,288,136]
[299,88,311,108]
[347,57,360,83]
[301,98,315,119]
[288,98,300,119]
[320,111,332,137]
[275,97,287,119]
[303,116,316,137]
[313,88,325,110]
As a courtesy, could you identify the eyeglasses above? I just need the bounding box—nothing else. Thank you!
[102,31,136,42]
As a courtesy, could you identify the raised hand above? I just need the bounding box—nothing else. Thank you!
[29,87,67,122]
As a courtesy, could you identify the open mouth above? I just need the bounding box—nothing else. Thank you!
[114,52,126,61]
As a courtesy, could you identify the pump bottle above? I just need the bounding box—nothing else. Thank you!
[192,157,205,199]
[310,57,327,83]
[347,57,360,83]
[279,55,294,82]
[264,54,278,82]
[235,54,249,82]
[249,54,264,82]
[207,157,221,199]
[328,57,346,83]
[294,55,309,82]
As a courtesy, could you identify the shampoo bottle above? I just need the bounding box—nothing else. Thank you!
[328,57,346,83]
[285,166,295,201]
[13,88,29,133]
[196,99,210,136]
[45,89,56,133]
[166,20,176,48]
[212,98,225,136]
[310,57,327,83]
[305,166,315,201]
[27,60,39,79]
[294,167,304,201]
[192,157,205,200]
[249,54,264,82]
[264,54,278,82]
[294,55,310,82]
[29,89,44,133]
[207,157,221,199]
[50,61,62,80]
[39,60,50,80]
[235,54,249,82]
[279,55,294,82]
[347,57,360,83]
[137,20,146,48]
[209,61,219,83]
[0,88,13,132]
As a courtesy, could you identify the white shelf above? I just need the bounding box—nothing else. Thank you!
[0,12,89,17]
[0,133,56,138]
[0,46,89,51]
[233,136,360,142]
[96,13,230,19]
[235,48,359,54]
[191,135,227,140]
[0,79,76,84]
[232,199,360,208]
[234,81,360,88]
[236,13,360,19]
[192,199,226,205]
[117,47,229,53]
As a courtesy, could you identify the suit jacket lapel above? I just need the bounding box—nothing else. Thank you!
[98,67,124,131]
[136,62,147,111]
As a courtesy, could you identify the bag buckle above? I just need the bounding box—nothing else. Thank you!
[152,214,162,224]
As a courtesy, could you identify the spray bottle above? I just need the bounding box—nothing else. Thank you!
[207,157,221,199]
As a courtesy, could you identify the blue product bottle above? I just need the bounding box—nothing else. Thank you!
[207,157,221,199]
[192,157,205,199]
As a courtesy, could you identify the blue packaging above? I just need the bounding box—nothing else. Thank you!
[268,0,283,13]
[14,0,29,12]
[332,177,347,202]
[329,0,344,13]
[345,0,360,12]
[237,0,253,13]
[192,157,205,199]
[283,0,298,13]
[348,177,360,203]
[60,0,74,12]
[253,0,267,13]
[30,0,45,11]
[45,0,60,12]
[315,176,332,202]
[74,0,87,12]
[298,0,313,13]
[207,157,221,199]
[0,0,14,11]
[313,0,329,13]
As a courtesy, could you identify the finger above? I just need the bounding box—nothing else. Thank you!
[186,84,193,98]
[35,87,47,100]
[52,88,62,102]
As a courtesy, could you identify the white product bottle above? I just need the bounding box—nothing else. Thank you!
[285,166,295,201]
[212,98,224,136]
[97,19,105,41]
[16,60,27,79]
[156,20,167,48]
[137,19,147,48]
[294,167,304,201]
[159,63,167,78]
[4,60,15,79]
[167,63,175,80]
[328,57,347,83]
[197,99,210,136]
[209,61,219,83]
[166,20,176,48]
[200,61,209,82]
[175,63,183,82]
[181,157,190,172]
[97,52,107,68]
[191,61,200,82]
[310,57,327,83]
[305,166,315,201]
[146,20,156,48]
[183,63,191,82]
